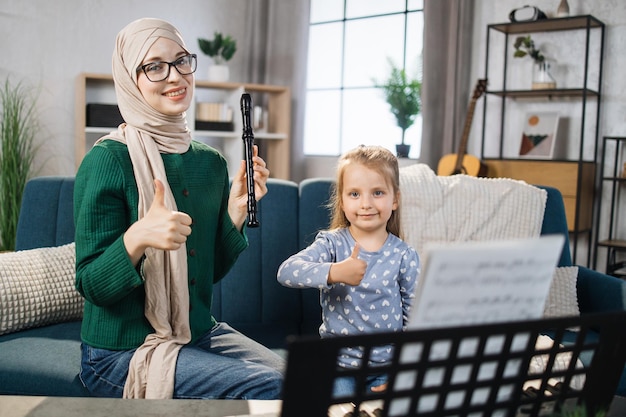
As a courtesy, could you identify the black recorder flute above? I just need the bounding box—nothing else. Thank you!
[240,93,260,227]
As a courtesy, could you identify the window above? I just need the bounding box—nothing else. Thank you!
[304,0,424,159]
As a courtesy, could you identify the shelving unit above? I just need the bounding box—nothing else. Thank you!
[594,136,626,277]
[479,15,605,265]
[75,73,291,179]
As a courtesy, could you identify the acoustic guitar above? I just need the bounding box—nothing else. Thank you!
[437,79,488,177]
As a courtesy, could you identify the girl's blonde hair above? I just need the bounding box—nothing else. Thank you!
[328,145,403,238]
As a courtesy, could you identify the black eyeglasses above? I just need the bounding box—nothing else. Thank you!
[137,53,197,82]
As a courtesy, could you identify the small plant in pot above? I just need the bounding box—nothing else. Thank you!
[198,32,237,82]
[513,35,556,90]
[376,59,422,158]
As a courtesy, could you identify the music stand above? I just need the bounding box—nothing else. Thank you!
[281,311,626,417]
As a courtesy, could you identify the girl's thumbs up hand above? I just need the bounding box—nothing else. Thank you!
[327,243,367,286]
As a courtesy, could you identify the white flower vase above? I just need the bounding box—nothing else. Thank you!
[532,61,556,90]
[557,0,570,17]
[208,65,229,82]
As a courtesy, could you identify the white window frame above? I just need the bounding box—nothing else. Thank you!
[304,1,424,159]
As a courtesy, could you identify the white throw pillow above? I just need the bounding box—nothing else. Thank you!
[399,164,547,254]
[0,242,83,335]
[543,266,579,318]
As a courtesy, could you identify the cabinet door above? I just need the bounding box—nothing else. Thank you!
[484,159,594,231]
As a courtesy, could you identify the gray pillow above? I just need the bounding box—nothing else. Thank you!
[0,242,83,335]
[543,266,579,319]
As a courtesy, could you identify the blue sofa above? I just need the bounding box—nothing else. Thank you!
[1,175,626,397]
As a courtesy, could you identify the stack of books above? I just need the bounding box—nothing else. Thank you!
[195,102,234,131]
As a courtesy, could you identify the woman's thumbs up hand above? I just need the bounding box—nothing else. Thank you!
[123,179,193,265]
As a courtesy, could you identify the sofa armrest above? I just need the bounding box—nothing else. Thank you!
[577,266,626,314]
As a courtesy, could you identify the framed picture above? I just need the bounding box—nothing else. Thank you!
[518,112,559,159]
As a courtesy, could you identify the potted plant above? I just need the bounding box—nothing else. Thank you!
[513,35,556,89]
[198,32,237,82]
[0,79,39,251]
[376,59,422,158]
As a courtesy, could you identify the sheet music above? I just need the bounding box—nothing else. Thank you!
[386,236,566,415]
[407,235,565,330]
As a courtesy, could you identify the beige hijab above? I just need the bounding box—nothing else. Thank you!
[99,18,192,399]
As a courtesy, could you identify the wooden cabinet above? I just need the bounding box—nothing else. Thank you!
[484,159,595,231]
[594,136,626,276]
[480,16,605,265]
[75,73,291,179]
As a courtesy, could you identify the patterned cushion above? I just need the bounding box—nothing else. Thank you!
[0,242,83,335]
[544,266,579,318]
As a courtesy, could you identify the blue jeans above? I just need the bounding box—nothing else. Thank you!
[333,374,388,398]
[79,322,285,399]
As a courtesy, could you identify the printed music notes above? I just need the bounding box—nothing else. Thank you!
[407,235,565,330]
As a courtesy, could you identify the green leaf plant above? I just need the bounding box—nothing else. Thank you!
[197,32,237,65]
[375,59,422,146]
[0,79,40,251]
[513,35,546,63]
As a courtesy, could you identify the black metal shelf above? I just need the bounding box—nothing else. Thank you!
[488,15,604,34]
[598,239,626,249]
[594,137,626,276]
[480,15,605,267]
[486,88,600,99]
[602,177,626,182]
[483,157,597,164]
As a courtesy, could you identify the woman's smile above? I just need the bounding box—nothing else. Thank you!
[164,87,187,99]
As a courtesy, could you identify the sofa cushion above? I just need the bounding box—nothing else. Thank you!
[0,320,89,396]
[0,242,83,336]
[298,178,334,337]
[15,176,75,251]
[213,179,307,349]
[544,266,580,319]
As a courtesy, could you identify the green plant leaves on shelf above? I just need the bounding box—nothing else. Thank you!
[198,32,237,65]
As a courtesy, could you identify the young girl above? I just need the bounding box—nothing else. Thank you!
[277,145,420,397]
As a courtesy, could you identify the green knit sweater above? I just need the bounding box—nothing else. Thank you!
[74,139,248,350]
